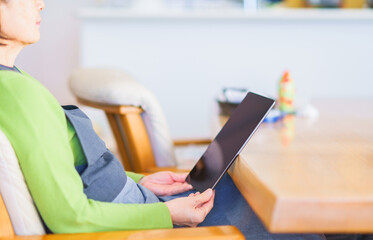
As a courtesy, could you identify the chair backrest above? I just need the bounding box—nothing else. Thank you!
[69,69,177,172]
[0,129,46,236]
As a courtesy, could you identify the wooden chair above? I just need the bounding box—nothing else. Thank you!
[76,97,210,173]
[69,68,211,173]
[0,194,244,240]
[0,112,243,240]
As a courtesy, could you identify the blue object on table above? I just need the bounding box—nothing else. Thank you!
[263,109,284,123]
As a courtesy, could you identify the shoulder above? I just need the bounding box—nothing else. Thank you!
[0,70,42,91]
[0,70,65,125]
[0,70,58,107]
[0,71,39,97]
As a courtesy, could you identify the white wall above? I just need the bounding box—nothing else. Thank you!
[80,17,373,138]
[14,2,373,139]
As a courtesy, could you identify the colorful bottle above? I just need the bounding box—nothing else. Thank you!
[279,71,295,113]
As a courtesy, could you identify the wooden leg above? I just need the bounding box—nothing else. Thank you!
[105,113,134,172]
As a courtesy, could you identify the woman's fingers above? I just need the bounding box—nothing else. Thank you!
[171,172,189,182]
[172,183,193,194]
[188,192,200,197]
[192,190,215,226]
[162,182,193,196]
[165,190,215,227]
[200,190,215,215]
[193,189,213,207]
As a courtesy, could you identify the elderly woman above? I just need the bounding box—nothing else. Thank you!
[0,1,353,239]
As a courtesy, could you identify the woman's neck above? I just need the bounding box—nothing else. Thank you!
[0,42,23,67]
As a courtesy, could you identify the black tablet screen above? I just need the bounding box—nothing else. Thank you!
[186,92,275,192]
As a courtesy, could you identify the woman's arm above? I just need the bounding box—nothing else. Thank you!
[0,72,172,233]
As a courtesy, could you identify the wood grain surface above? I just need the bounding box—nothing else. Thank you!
[227,100,373,233]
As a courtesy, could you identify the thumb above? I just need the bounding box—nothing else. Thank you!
[194,189,213,206]
[171,172,189,182]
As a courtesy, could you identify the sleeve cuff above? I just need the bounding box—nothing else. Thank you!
[126,171,145,183]
[148,202,173,229]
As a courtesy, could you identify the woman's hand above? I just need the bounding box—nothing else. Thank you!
[139,171,193,196]
[165,189,215,227]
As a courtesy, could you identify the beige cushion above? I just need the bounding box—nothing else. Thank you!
[69,68,176,167]
[0,129,46,235]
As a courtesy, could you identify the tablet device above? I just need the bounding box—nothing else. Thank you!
[185,92,275,192]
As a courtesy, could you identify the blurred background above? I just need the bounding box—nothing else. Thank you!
[16,0,373,139]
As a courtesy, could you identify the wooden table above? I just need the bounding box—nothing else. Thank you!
[227,100,373,233]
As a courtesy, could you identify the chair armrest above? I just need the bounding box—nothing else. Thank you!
[173,139,211,146]
[9,226,244,240]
